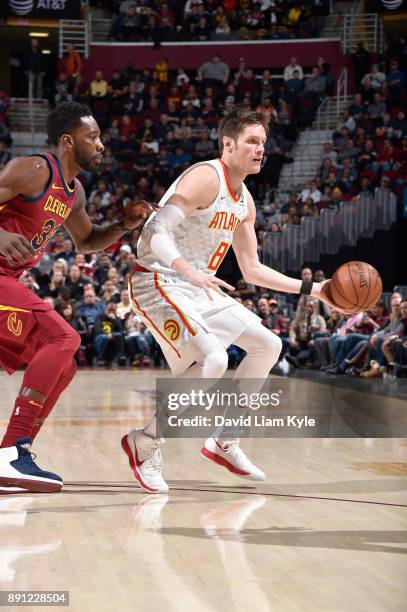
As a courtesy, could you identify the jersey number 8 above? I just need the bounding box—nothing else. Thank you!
[207,240,230,272]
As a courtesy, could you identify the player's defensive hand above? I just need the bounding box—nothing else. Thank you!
[0,229,36,266]
[181,267,235,301]
[122,200,157,230]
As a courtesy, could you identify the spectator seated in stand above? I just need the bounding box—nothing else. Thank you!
[124,313,155,367]
[76,287,106,365]
[358,295,406,378]
[93,302,125,367]
[286,298,327,367]
[325,302,389,375]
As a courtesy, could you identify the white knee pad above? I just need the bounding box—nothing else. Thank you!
[186,329,229,379]
[235,323,282,378]
[239,323,282,356]
[253,328,282,369]
[263,330,283,361]
[197,347,229,379]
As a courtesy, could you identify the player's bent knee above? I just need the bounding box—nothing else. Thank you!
[52,326,81,353]
[202,348,229,378]
[261,330,283,362]
[65,328,81,353]
[35,310,80,352]
[245,324,283,357]
[64,358,78,380]
[271,333,283,356]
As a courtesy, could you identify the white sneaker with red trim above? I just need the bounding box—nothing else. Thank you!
[0,486,28,495]
[121,430,169,494]
[201,437,266,481]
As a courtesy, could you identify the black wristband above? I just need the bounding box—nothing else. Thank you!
[300,281,313,295]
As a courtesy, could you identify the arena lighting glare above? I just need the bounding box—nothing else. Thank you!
[29,32,49,37]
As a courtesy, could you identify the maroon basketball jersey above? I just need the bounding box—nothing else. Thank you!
[0,153,78,278]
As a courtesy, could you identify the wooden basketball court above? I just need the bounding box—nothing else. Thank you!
[1,369,406,612]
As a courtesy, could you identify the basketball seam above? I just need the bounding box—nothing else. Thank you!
[332,283,358,308]
[365,272,382,309]
[347,262,360,308]
[331,274,359,310]
[359,264,372,311]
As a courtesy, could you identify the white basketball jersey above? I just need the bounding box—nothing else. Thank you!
[136,158,249,275]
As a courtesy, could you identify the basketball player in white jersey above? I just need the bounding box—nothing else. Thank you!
[122,107,333,493]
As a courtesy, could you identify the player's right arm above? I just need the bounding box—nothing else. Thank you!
[143,164,234,299]
[0,157,47,265]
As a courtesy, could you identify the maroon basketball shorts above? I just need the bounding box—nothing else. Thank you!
[0,275,52,374]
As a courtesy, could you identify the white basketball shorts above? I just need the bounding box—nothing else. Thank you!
[128,266,261,375]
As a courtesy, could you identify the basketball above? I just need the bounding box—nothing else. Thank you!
[328,261,383,313]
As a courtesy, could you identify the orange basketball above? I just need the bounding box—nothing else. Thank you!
[328,261,382,313]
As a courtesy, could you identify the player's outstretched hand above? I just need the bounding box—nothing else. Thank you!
[0,229,36,266]
[312,280,350,315]
[182,268,235,301]
[122,199,157,230]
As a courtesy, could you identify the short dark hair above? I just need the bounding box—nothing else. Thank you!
[218,106,269,154]
[47,101,92,146]
[55,300,77,320]
[374,301,388,316]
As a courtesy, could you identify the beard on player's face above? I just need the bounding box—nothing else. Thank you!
[74,145,102,172]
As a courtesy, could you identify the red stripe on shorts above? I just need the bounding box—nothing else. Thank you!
[128,271,181,358]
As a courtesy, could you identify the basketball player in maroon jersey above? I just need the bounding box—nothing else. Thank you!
[0,102,152,494]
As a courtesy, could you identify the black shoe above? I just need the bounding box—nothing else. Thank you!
[320,363,334,370]
[285,355,299,368]
[326,366,343,375]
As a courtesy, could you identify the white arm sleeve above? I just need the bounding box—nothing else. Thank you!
[142,203,186,268]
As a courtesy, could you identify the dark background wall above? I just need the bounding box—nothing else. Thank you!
[85,40,346,81]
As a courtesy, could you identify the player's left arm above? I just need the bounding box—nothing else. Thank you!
[232,194,335,307]
[64,181,153,253]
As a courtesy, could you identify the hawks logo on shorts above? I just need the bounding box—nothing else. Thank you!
[7,312,23,337]
[164,319,180,341]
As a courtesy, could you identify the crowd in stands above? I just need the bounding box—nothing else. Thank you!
[105,0,330,43]
[255,39,407,236]
[282,279,407,380]
[22,249,407,378]
[54,49,337,230]
[26,38,407,241]
[20,241,161,368]
[2,32,407,378]
[223,267,407,378]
